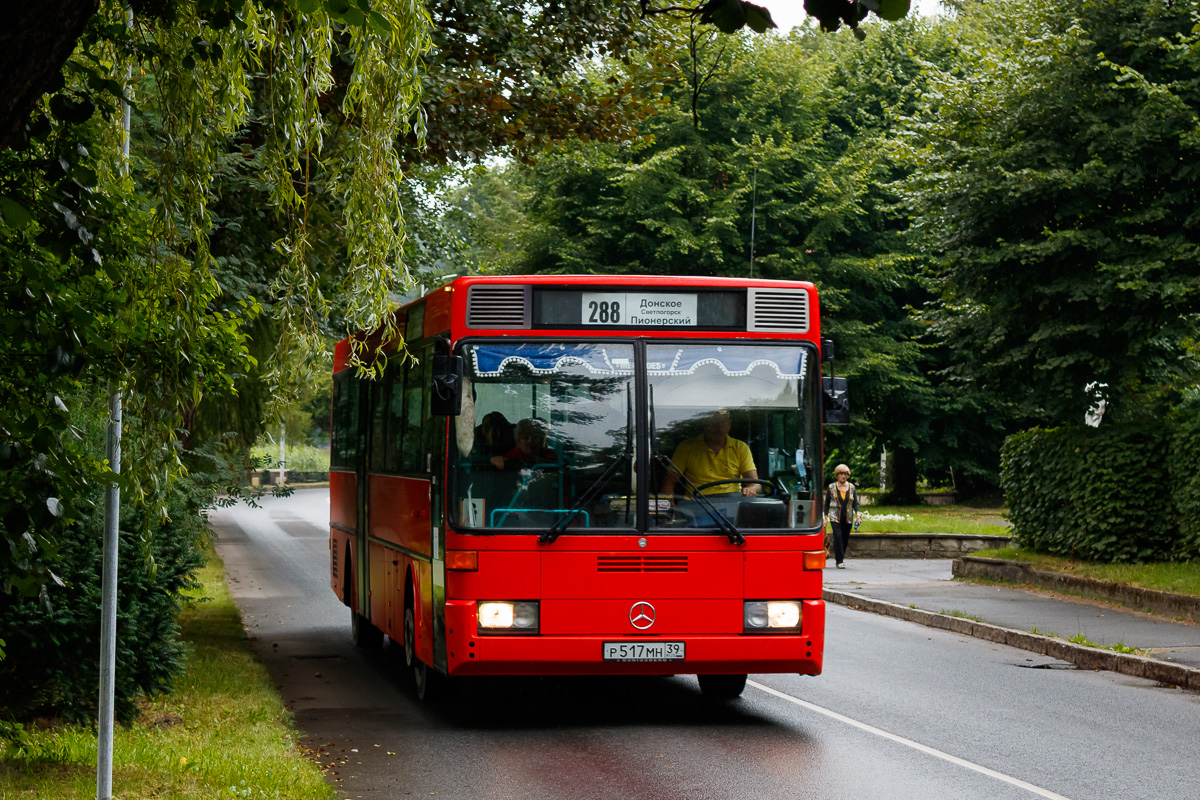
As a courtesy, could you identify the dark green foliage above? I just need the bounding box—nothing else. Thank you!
[0,392,253,724]
[1001,423,1186,563]
[0,475,207,725]
[902,0,1200,424]
[417,0,655,164]
[1169,401,1200,559]
[456,20,1008,496]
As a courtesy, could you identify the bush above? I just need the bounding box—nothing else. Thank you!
[0,477,208,725]
[1170,402,1200,559]
[250,442,329,472]
[1001,422,1191,563]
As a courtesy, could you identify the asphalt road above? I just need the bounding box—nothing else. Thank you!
[209,489,1199,800]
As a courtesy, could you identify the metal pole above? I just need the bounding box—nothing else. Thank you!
[279,421,287,485]
[98,9,132,799]
[96,388,122,800]
[749,168,757,278]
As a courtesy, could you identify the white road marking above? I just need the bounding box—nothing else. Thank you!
[748,680,1074,800]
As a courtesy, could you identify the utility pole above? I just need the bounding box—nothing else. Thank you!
[97,8,132,799]
[749,168,758,278]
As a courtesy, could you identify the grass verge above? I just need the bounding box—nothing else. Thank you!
[857,505,1010,536]
[969,547,1200,598]
[0,541,334,800]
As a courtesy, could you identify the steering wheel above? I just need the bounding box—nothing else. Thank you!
[693,478,778,497]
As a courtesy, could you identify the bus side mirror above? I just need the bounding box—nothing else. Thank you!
[821,338,835,362]
[822,376,850,425]
[431,355,463,416]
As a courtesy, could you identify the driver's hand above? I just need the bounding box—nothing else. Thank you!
[742,484,759,497]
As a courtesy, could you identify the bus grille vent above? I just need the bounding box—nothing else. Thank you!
[466,285,532,329]
[330,544,338,582]
[747,288,809,333]
[597,555,688,573]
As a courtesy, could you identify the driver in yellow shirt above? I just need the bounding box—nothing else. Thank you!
[660,408,759,498]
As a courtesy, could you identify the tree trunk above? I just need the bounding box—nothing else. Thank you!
[885,447,920,505]
[0,0,98,150]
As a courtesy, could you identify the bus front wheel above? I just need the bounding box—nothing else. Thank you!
[404,601,435,700]
[403,603,416,668]
[413,658,431,701]
[698,673,747,699]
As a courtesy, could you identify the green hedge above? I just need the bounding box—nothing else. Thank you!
[0,483,207,725]
[1170,404,1200,558]
[249,442,329,472]
[1002,418,1199,563]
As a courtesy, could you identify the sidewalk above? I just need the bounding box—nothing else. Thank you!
[823,559,1200,691]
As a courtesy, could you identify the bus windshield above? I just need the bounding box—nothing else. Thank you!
[448,340,820,532]
[450,342,638,530]
[647,343,820,530]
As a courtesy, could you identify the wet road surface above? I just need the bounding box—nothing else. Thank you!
[209,489,1199,800]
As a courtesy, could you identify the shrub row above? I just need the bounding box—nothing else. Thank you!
[1002,412,1200,563]
[0,480,207,724]
[249,442,329,472]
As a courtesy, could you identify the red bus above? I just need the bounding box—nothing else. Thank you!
[329,275,845,699]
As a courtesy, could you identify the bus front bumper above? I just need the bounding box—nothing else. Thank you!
[444,599,824,677]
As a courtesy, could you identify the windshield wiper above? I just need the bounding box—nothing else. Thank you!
[541,388,633,544]
[650,388,745,546]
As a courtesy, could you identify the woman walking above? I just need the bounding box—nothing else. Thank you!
[823,463,860,569]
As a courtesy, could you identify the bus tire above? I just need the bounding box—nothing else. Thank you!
[405,599,437,701]
[403,602,416,668]
[413,657,431,701]
[341,543,352,606]
[698,673,747,699]
[351,610,384,648]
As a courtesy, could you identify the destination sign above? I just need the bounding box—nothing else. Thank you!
[580,292,698,327]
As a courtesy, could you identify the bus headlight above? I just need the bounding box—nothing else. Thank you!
[744,601,802,631]
[478,601,539,633]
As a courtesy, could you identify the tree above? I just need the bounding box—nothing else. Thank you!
[899,0,1200,425]
[0,1,922,159]
[452,19,1001,499]
[1,0,429,587]
[0,0,98,151]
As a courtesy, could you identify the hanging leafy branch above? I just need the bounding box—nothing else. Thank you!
[0,0,431,591]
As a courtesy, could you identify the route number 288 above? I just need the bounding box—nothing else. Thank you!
[588,300,621,324]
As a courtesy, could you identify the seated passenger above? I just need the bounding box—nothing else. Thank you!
[491,418,556,470]
[475,411,515,458]
[660,408,759,498]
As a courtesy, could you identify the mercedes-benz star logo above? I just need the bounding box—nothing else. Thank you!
[629,601,656,630]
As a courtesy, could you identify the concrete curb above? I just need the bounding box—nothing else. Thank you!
[824,588,1200,693]
[851,533,1012,559]
[953,557,1200,623]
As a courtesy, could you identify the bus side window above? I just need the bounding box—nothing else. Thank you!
[402,356,428,472]
[384,359,405,473]
[369,372,389,473]
[332,373,352,468]
[420,346,440,472]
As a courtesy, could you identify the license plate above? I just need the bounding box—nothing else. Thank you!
[602,641,686,662]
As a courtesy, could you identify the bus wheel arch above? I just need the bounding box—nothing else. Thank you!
[404,570,435,700]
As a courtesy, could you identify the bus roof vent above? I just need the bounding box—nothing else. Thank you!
[466,284,532,329]
[747,288,809,333]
